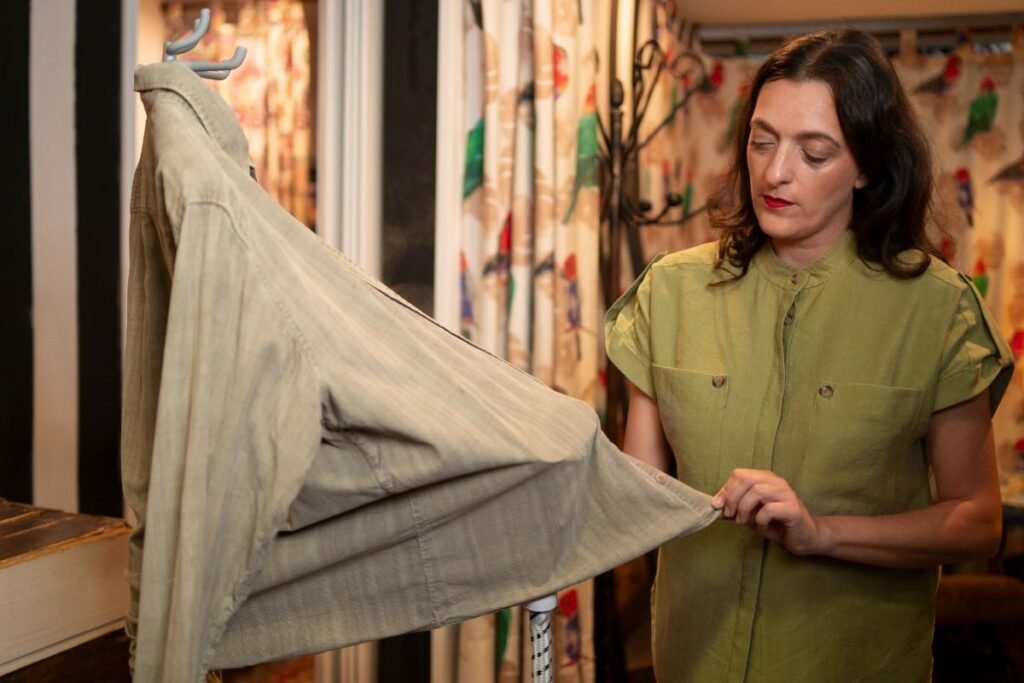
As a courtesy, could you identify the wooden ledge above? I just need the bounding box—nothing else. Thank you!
[0,499,131,675]
[0,500,130,569]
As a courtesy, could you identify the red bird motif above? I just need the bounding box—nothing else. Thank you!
[914,54,961,95]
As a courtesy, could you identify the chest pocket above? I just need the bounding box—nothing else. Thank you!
[652,365,729,494]
[804,381,927,515]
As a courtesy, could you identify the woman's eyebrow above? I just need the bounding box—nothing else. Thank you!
[751,118,840,148]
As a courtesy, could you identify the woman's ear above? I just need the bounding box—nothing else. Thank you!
[854,173,869,189]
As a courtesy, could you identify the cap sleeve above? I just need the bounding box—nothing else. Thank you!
[934,274,1014,415]
[604,254,665,398]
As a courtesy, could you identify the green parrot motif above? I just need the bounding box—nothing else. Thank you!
[463,118,484,199]
[681,178,693,217]
[960,76,997,148]
[494,607,511,673]
[719,82,750,153]
[562,86,600,224]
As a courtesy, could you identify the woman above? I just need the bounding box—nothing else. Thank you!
[605,30,1012,682]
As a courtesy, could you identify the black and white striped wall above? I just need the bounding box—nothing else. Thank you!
[0,0,124,517]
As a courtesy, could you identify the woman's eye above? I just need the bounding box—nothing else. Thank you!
[750,139,773,150]
[803,151,827,165]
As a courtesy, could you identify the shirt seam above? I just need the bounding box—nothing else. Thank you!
[936,356,1002,387]
[186,200,324,384]
[937,287,976,384]
[923,264,975,292]
[408,496,445,628]
[609,324,651,365]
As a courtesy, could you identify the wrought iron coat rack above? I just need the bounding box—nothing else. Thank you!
[600,32,707,445]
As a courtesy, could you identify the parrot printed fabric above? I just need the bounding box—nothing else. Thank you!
[453,0,608,681]
[894,40,1024,500]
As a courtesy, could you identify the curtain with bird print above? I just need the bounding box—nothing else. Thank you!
[893,31,1024,506]
[450,0,605,681]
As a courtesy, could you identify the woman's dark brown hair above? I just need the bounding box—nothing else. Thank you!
[710,29,941,279]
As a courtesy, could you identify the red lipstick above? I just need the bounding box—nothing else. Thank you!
[763,195,793,209]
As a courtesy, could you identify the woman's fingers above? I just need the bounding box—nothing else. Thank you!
[735,482,774,523]
[753,501,790,530]
[712,469,821,555]
[715,470,788,520]
[712,468,756,514]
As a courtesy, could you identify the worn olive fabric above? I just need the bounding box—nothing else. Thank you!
[606,232,1013,683]
[124,62,719,683]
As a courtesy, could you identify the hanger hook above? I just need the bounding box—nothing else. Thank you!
[161,8,247,79]
[182,46,249,77]
[164,8,211,61]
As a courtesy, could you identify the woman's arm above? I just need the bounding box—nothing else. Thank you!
[713,389,1003,569]
[622,382,672,473]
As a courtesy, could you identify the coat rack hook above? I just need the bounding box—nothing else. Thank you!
[164,8,211,61]
[182,46,249,75]
[162,8,246,80]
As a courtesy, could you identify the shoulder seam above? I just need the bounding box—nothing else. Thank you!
[186,200,325,385]
[922,264,970,292]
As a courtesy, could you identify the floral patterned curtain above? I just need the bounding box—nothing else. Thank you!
[163,0,314,229]
[452,0,605,680]
[637,21,1024,503]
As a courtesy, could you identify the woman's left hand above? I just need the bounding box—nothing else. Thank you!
[712,468,829,556]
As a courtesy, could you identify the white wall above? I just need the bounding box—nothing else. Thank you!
[684,0,1023,25]
[30,0,79,513]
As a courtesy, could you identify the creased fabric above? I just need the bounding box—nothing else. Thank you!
[123,62,719,683]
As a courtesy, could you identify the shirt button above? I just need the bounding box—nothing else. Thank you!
[784,312,794,325]
[818,384,834,398]
[712,375,727,388]
[790,273,800,284]
[655,473,666,484]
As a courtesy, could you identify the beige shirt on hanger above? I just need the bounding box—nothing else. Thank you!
[124,62,719,683]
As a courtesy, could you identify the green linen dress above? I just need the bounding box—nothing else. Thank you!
[605,231,1013,682]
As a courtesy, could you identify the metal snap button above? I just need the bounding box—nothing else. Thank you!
[712,375,727,388]
[818,384,834,398]
[784,312,794,325]
[790,273,800,284]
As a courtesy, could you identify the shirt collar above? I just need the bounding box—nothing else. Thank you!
[134,62,251,172]
[752,230,859,290]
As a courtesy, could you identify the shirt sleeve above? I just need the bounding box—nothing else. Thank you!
[934,273,1014,414]
[126,201,323,682]
[604,254,665,398]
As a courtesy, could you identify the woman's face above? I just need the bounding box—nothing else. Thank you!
[746,78,867,261]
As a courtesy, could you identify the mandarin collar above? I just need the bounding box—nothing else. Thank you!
[134,62,251,172]
[752,230,859,290]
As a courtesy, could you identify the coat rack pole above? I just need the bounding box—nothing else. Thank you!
[605,78,626,446]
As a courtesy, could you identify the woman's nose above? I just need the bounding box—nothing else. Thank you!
[765,147,795,185]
